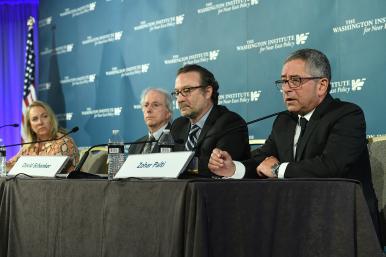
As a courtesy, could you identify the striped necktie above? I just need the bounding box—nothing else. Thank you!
[142,134,155,154]
[185,125,200,151]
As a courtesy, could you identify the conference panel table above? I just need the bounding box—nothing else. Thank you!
[0,177,383,257]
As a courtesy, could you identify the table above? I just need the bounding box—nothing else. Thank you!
[0,177,383,257]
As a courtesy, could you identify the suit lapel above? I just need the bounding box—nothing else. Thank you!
[151,122,172,153]
[295,118,319,161]
[295,94,334,161]
[281,112,297,161]
[135,135,148,154]
[288,118,297,161]
[196,106,219,147]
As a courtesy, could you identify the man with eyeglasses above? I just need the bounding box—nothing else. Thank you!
[170,64,250,177]
[128,88,173,154]
[208,48,381,242]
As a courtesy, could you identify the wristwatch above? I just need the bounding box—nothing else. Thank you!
[271,162,280,177]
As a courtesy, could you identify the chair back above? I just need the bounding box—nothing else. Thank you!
[249,139,266,157]
[80,146,108,174]
[368,135,386,246]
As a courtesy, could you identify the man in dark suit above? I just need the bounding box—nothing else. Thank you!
[128,88,172,154]
[208,48,381,242]
[170,64,250,177]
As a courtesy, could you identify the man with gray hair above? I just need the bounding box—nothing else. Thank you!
[208,48,381,243]
[128,88,173,154]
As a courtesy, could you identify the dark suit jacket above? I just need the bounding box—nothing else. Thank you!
[128,123,171,154]
[244,94,380,236]
[171,105,251,177]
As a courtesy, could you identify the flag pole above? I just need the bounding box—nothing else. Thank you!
[27,16,35,29]
[21,16,37,142]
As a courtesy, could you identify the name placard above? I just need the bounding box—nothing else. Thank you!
[8,156,70,177]
[114,151,195,179]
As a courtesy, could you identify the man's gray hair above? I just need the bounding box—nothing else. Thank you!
[140,87,173,113]
[285,48,331,92]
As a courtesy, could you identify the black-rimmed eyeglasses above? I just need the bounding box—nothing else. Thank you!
[275,76,324,90]
[171,85,207,98]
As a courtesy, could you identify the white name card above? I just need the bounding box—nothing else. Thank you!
[114,151,195,179]
[8,156,69,177]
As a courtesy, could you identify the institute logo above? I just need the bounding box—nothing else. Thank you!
[134,14,184,32]
[56,112,73,121]
[81,107,123,118]
[40,44,74,56]
[164,50,220,65]
[218,90,261,105]
[295,33,309,45]
[175,15,185,25]
[332,17,386,36]
[351,78,366,91]
[38,82,51,91]
[106,63,150,77]
[250,91,261,101]
[197,0,259,15]
[61,74,96,86]
[236,32,310,54]
[330,78,366,94]
[82,31,123,46]
[39,17,52,28]
[60,2,96,17]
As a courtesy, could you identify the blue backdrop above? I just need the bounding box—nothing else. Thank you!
[37,0,386,149]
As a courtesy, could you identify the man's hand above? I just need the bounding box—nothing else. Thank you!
[208,148,236,177]
[256,156,279,178]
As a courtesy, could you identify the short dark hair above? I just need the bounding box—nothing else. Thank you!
[177,64,219,105]
[285,48,332,93]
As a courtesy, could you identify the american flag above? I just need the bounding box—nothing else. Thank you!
[22,17,37,141]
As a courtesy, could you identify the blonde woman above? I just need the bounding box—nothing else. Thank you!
[6,100,79,172]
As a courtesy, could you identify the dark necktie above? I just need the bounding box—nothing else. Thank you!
[142,134,155,154]
[185,125,200,151]
[295,117,308,159]
[298,117,308,139]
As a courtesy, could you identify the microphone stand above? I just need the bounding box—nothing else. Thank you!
[71,139,158,175]
[5,127,79,147]
[4,127,79,148]
[192,111,286,155]
[73,143,107,173]
[0,123,19,129]
[246,111,284,125]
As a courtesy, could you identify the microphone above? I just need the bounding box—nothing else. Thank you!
[185,111,286,154]
[0,123,19,129]
[72,138,158,173]
[209,111,285,140]
[4,126,79,148]
[245,111,285,126]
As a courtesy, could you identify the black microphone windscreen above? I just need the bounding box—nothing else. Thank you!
[71,126,79,133]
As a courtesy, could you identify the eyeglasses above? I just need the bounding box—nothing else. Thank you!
[275,76,324,90]
[142,102,164,109]
[171,85,207,98]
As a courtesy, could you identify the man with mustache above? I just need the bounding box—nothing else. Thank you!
[170,64,250,177]
[128,88,173,154]
[208,48,381,243]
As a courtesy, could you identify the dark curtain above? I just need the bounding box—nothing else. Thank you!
[0,0,39,158]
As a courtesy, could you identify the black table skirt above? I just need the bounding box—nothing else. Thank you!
[0,177,383,257]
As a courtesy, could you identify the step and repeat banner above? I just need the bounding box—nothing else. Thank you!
[38,0,386,148]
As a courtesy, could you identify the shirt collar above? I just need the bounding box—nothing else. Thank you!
[191,105,214,129]
[298,108,315,122]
